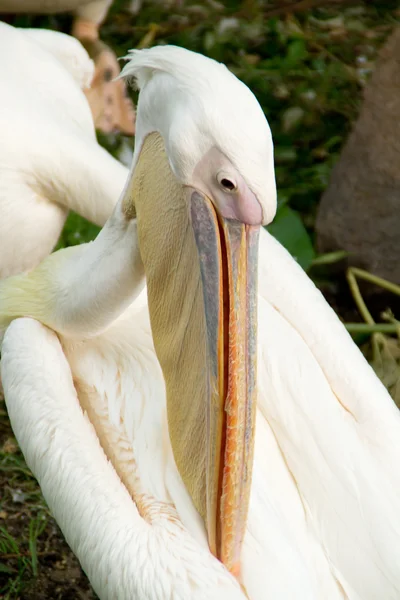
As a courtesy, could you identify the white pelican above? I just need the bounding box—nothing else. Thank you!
[0,22,128,278]
[1,45,400,600]
[0,0,135,134]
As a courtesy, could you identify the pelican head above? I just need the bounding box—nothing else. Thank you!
[123,45,276,226]
[121,46,276,577]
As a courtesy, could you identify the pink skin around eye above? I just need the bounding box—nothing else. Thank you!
[191,147,264,226]
[217,180,262,225]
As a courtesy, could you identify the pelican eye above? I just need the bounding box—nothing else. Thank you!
[217,173,237,192]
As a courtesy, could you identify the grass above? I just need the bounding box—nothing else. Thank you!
[1,0,399,597]
[0,425,46,598]
[0,516,46,597]
[0,415,97,598]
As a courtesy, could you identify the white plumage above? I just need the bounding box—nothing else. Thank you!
[0,22,127,278]
[1,45,400,600]
[2,318,243,600]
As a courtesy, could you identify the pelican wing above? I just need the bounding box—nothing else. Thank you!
[255,228,400,598]
[1,318,246,600]
[0,22,128,278]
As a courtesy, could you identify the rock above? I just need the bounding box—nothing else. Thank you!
[316,27,400,286]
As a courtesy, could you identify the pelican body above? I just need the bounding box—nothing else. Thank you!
[1,45,400,600]
[0,1,135,135]
[0,22,127,278]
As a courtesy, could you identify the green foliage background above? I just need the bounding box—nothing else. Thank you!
[12,0,395,272]
[8,0,398,261]
[53,1,397,271]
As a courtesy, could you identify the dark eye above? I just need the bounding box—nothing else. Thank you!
[104,68,114,82]
[221,178,236,191]
[217,172,237,192]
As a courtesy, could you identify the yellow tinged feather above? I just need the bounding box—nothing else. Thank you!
[0,245,82,335]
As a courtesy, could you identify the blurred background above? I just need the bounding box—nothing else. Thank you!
[0,1,399,597]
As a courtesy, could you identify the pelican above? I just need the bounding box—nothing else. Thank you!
[0,22,128,278]
[1,45,400,600]
[0,0,135,134]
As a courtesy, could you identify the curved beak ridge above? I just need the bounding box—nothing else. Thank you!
[190,189,259,577]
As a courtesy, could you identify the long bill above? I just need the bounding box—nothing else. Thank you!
[128,133,259,580]
[189,190,259,577]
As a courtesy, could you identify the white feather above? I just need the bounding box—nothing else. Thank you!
[2,318,244,600]
[0,22,127,278]
[22,27,95,88]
